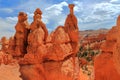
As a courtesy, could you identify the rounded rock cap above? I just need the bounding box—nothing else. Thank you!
[18,12,27,16]
[69,4,75,8]
[18,12,27,22]
[34,8,42,15]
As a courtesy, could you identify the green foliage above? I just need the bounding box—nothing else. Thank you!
[77,45,100,76]
[77,46,100,62]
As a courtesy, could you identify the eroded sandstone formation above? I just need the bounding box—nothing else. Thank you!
[0,3,79,80]
[13,12,29,57]
[15,4,80,80]
[94,15,120,80]
[7,37,15,54]
[113,15,120,76]
[65,4,79,54]
[0,37,9,53]
[27,8,48,55]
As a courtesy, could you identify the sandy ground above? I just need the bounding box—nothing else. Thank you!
[79,65,94,80]
[0,63,22,80]
[0,61,94,80]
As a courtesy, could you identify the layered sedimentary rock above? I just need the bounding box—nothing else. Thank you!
[94,15,120,80]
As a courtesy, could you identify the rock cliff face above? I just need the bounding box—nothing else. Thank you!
[113,15,120,75]
[94,15,120,80]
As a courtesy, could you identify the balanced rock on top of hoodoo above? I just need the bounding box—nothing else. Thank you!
[64,4,79,57]
[64,4,79,43]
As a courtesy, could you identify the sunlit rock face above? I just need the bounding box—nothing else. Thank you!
[94,15,120,80]
[113,15,120,76]
[27,8,48,56]
[7,37,15,55]
[1,37,9,53]
[65,4,79,55]
[52,26,70,44]
[14,4,80,80]
[0,3,79,80]
[12,12,30,57]
[100,26,117,53]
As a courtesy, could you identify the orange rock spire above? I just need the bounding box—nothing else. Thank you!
[13,12,29,57]
[27,8,48,56]
[69,4,75,15]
